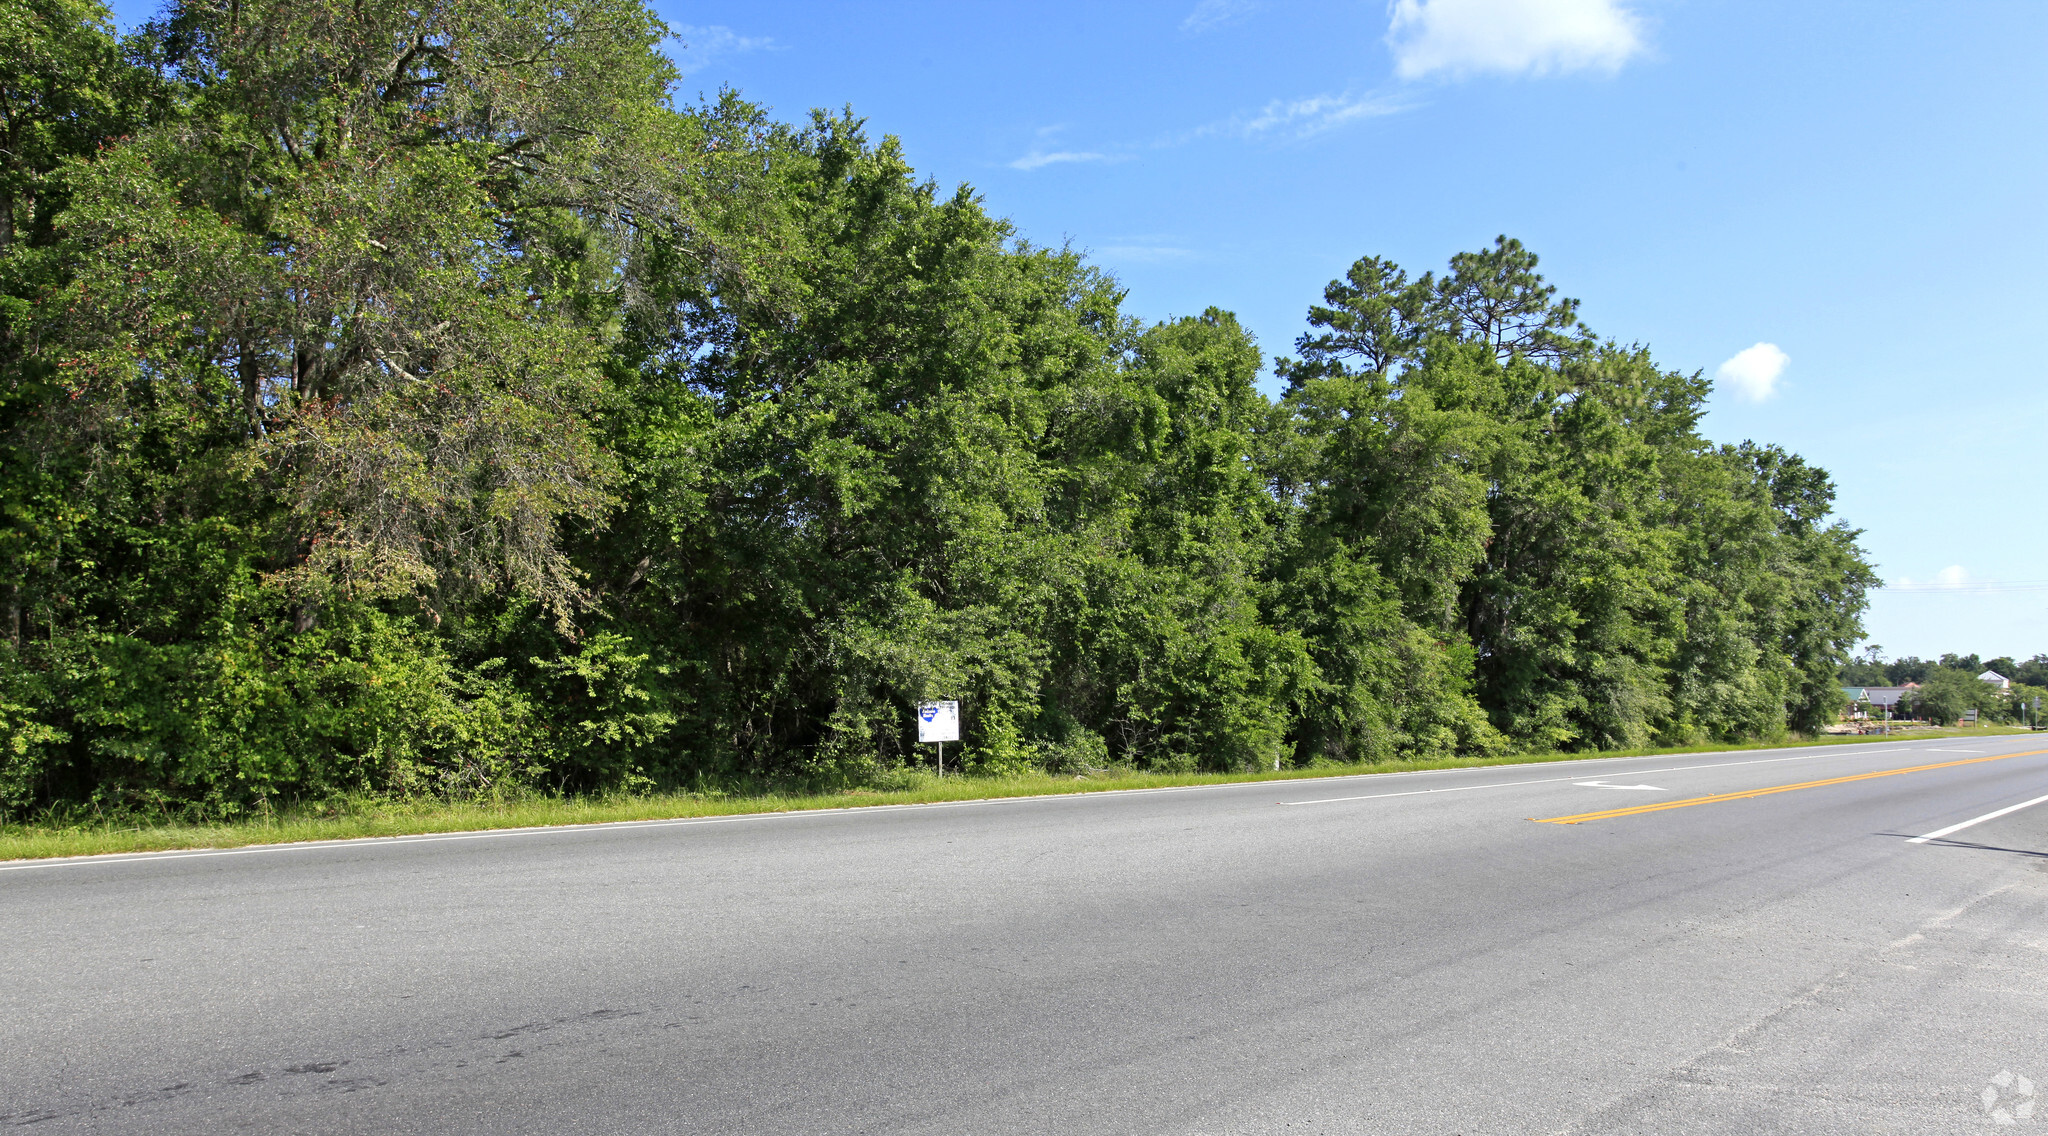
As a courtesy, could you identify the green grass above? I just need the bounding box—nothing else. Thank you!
[3,724,2034,862]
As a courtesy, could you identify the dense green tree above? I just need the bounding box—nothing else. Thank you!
[1916,668,1992,726]
[1278,244,1874,751]
[1884,656,1933,685]
[2007,682,2044,727]
[1,0,685,812]
[588,107,1312,782]
[0,0,1883,820]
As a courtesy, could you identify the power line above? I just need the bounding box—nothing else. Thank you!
[1876,581,2048,595]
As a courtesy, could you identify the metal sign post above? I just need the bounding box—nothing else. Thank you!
[917,701,960,775]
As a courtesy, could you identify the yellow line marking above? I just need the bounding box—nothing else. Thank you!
[1532,749,2048,825]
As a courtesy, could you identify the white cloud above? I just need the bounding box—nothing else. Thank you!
[1246,92,1408,135]
[1715,342,1789,401]
[1387,0,1644,80]
[1182,0,1258,33]
[672,25,775,76]
[1893,566,1971,589]
[1008,150,1110,171]
[1192,90,1414,141]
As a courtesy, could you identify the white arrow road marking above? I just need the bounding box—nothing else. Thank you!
[1574,780,1667,791]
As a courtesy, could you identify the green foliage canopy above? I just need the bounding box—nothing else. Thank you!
[0,0,1880,820]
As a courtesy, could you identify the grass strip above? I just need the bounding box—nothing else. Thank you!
[2,725,2032,863]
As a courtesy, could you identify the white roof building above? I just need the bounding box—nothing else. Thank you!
[1979,670,2010,690]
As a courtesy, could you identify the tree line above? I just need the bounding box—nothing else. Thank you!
[1839,652,2046,726]
[0,0,1878,819]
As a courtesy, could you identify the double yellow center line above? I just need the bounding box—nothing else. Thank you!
[1533,749,2048,825]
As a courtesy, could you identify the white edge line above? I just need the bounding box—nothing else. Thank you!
[1906,791,2048,844]
[0,737,2027,873]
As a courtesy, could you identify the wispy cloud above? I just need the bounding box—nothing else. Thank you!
[1161,0,1640,157]
[1882,568,2048,594]
[1386,0,1644,80]
[1181,0,1258,33]
[1246,91,1411,135]
[1715,342,1789,401]
[1007,125,1119,172]
[1009,150,1110,171]
[672,25,776,76]
[1190,90,1415,141]
[1029,79,1409,168]
[1893,565,1970,589]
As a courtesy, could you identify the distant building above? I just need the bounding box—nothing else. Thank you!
[1980,670,2011,690]
[1841,686,1912,724]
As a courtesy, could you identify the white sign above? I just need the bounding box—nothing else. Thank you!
[917,701,960,743]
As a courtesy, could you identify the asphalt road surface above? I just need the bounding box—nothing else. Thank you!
[6,735,2048,1134]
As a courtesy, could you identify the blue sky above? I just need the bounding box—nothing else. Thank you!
[108,0,2048,662]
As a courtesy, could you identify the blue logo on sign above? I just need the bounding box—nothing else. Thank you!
[920,707,937,721]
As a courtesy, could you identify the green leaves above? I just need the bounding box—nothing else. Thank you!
[1279,246,1874,755]
[42,0,674,627]
[0,0,1878,819]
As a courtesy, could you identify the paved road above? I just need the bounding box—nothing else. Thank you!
[5,736,2047,1134]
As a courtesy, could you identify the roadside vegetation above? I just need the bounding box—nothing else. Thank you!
[4,0,1882,832]
[5,726,2032,862]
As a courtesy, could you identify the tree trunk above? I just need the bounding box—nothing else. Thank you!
[239,342,263,433]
